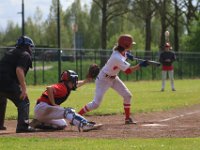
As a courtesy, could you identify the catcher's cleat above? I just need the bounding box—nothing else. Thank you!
[125,118,137,125]
[29,119,43,128]
[0,126,6,130]
[82,122,103,132]
[16,126,36,133]
[30,119,65,130]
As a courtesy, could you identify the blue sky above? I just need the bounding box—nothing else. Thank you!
[0,0,92,31]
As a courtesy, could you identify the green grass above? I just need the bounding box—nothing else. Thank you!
[5,79,200,119]
[2,79,200,150]
[1,137,200,150]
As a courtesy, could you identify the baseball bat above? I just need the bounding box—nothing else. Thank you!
[133,57,161,67]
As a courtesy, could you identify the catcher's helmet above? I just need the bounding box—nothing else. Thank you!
[118,34,136,49]
[16,36,35,48]
[60,70,78,90]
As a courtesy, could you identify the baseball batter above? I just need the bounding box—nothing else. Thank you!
[78,34,148,124]
[30,70,102,132]
[159,43,176,91]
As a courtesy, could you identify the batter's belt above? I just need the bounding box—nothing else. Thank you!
[105,74,116,79]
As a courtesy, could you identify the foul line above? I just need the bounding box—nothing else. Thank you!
[158,110,200,122]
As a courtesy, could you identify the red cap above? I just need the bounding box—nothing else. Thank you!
[118,34,136,49]
[165,42,171,47]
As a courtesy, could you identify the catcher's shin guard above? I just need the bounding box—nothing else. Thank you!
[64,107,89,131]
[64,107,103,132]
[0,97,7,130]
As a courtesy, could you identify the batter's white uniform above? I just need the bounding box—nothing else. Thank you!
[85,50,132,111]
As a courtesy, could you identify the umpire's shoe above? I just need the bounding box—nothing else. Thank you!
[125,118,137,125]
[16,126,36,133]
[0,126,6,130]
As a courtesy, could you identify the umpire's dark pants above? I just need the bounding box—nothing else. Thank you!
[0,83,30,130]
[0,97,7,128]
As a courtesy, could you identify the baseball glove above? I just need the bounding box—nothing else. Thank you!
[86,64,100,79]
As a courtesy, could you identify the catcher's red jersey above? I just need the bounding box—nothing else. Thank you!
[37,82,71,105]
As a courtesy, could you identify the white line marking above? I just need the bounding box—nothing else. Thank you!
[159,110,200,122]
[142,123,167,127]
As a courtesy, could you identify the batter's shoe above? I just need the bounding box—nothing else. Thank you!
[172,88,176,91]
[125,118,137,124]
[82,122,103,132]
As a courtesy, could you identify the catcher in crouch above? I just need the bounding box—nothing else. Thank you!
[30,70,102,132]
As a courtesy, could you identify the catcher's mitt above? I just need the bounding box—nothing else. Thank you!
[86,64,100,79]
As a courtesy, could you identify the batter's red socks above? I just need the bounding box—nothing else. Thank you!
[78,105,89,115]
[124,103,131,120]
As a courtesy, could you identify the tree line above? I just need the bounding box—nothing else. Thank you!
[0,0,199,53]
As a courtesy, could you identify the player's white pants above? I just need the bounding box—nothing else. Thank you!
[34,102,81,128]
[161,70,175,90]
[86,71,132,111]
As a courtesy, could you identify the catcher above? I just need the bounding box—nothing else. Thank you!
[30,69,102,132]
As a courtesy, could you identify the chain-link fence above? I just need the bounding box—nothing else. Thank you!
[1,47,200,85]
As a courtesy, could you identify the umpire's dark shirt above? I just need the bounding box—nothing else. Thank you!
[0,48,32,92]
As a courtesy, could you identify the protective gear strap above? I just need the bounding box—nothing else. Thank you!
[64,107,88,131]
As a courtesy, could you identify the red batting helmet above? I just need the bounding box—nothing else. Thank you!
[118,34,136,49]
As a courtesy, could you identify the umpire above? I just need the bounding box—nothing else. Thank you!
[0,36,35,133]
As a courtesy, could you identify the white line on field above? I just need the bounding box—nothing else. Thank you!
[159,110,200,122]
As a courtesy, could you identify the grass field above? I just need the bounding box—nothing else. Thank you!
[1,137,200,150]
[1,79,200,149]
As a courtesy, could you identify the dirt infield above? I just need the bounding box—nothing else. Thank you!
[1,104,200,138]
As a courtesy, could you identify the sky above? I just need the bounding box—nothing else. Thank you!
[0,0,92,31]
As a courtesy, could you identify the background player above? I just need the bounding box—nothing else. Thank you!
[78,34,149,124]
[159,42,176,91]
[30,70,102,132]
[0,36,35,133]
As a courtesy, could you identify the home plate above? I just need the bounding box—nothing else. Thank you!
[142,123,167,127]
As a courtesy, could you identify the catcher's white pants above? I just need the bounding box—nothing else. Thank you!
[161,70,175,90]
[34,102,80,128]
[86,71,132,111]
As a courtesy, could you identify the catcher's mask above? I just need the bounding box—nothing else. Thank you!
[118,34,136,49]
[60,70,78,90]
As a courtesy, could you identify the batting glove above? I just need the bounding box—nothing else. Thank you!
[126,52,134,61]
[139,60,149,67]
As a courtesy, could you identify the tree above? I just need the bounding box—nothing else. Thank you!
[181,13,200,52]
[183,0,200,34]
[63,0,91,49]
[155,0,172,50]
[131,0,156,52]
[87,2,101,49]
[93,0,131,66]
[45,0,58,47]
[1,21,21,46]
